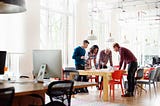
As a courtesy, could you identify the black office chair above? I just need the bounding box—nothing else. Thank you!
[46,80,74,106]
[45,101,66,106]
[0,87,15,106]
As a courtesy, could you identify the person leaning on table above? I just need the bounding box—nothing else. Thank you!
[98,48,113,90]
[113,43,137,97]
[98,48,113,69]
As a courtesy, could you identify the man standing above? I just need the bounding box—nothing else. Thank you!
[72,40,89,93]
[113,43,137,97]
[98,48,113,69]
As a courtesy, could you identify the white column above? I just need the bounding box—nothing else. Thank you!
[75,0,89,46]
[19,0,40,77]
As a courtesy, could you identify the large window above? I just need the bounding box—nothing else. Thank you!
[40,0,75,66]
[118,10,160,65]
[0,14,25,75]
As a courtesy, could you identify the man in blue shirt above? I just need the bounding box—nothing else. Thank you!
[72,40,89,93]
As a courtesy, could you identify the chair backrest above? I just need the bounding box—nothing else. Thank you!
[135,68,144,80]
[46,101,66,106]
[47,80,74,104]
[112,70,123,82]
[0,87,15,106]
[144,67,156,80]
[155,66,160,81]
[148,70,156,81]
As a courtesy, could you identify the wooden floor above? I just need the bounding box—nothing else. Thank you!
[71,84,160,106]
[45,84,160,106]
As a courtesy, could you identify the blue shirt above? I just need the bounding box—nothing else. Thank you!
[72,46,86,65]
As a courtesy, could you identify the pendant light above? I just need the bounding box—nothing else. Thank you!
[87,30,97,40]
[122,35,130,44]
[0,0,26,13]
[106,33,114,42]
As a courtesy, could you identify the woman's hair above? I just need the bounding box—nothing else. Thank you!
[90,45,99,54]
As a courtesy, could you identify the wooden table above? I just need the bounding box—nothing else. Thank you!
[0,80,97,106]
[70,69,113,101]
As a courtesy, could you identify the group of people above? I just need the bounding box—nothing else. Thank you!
[72,40,137,97]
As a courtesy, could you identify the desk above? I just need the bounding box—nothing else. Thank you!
[70,69,113,101]
[0,80,97,106]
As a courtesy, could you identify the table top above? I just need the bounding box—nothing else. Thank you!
[77,69,113,76]
[0,80,97,96]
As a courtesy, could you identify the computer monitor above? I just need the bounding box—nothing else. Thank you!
[0,51,6,75]
[32,50,62,80]
[152,56,160,65]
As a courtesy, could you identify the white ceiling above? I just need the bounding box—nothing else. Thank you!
[89,0,160,25]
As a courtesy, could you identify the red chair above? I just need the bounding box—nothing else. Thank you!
[144,67,155,80]
[99,70,124,99]
[89,75,99,82]
[89,75,99,88]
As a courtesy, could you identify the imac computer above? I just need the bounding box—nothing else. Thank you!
[32,50,62,81]
[0,51,6,75]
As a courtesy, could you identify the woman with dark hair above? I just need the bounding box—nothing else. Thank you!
[85,45,99,89]
[86,45,99,69]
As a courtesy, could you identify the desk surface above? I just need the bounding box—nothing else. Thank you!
[0,80,97,96]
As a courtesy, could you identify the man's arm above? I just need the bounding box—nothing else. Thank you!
[98,51,103,68]
[109,51,113,66]
[123,61,127,70]
[72,48,81,60]
[119,50,124,70]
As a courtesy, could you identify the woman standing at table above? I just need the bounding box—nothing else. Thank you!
[85,45,99,89]
[85,45,99,69]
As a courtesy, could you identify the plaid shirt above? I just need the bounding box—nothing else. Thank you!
[99,50,113,67]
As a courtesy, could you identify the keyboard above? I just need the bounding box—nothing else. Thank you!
[9,78,34,83]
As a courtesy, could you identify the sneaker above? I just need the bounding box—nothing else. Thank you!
[121,92,133,97]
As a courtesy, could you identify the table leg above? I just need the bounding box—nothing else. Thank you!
[102,74,108,101]
[69,73,75,80]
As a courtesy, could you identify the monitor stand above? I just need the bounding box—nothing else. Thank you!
[36,64,46,83]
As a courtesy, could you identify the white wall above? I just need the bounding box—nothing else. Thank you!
[19,0,40,77]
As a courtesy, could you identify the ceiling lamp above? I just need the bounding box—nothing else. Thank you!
[122,35,130,44]
[106,33,114,42]
[87,30,97,40]
[0,0,26,14]
[145,38,150,46]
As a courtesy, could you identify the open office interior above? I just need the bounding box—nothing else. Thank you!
[0,0,160,106]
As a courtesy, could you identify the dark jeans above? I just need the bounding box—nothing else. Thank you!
[75,64,88,82]
[75,64,88,93]
[99,64,107,69]
[127,61,138,93]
